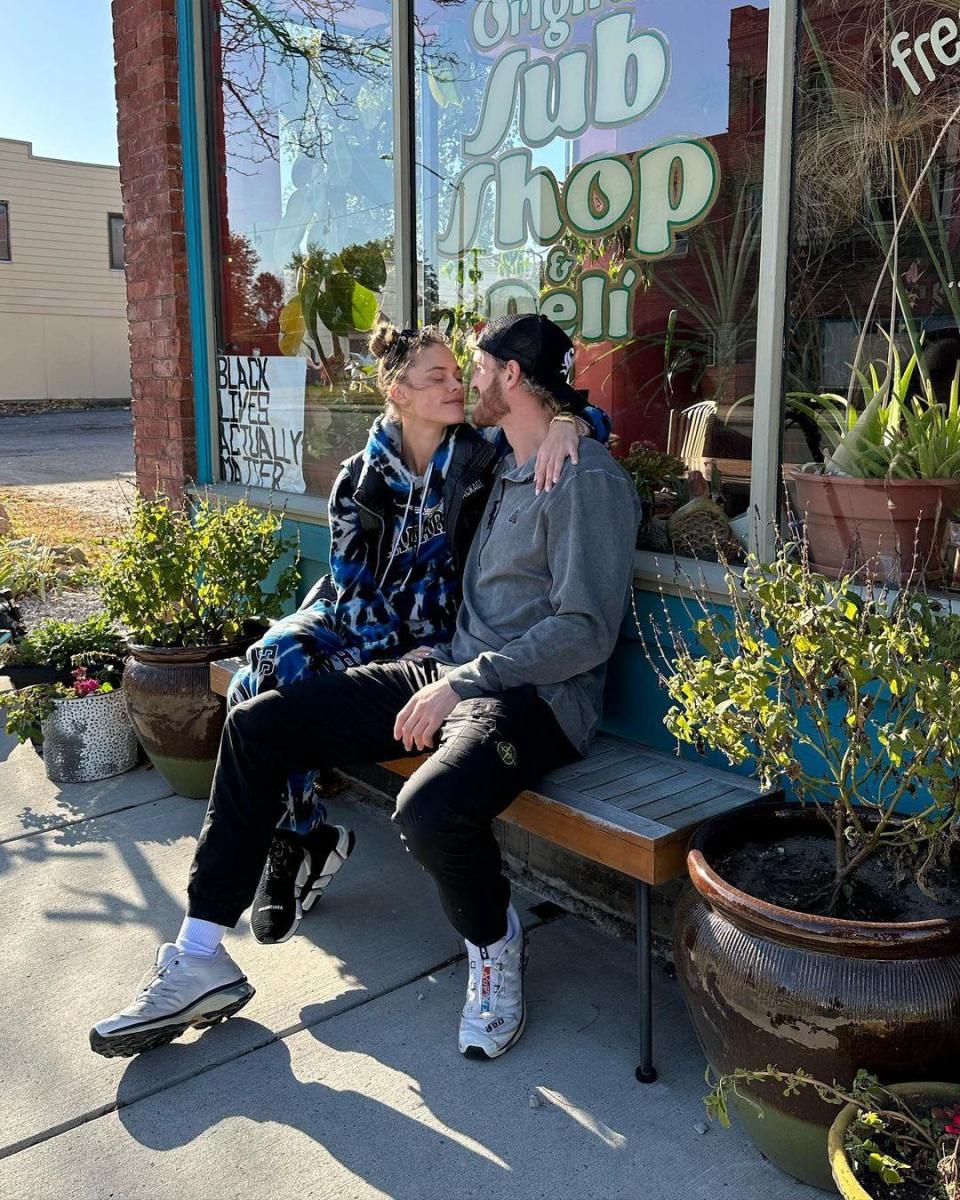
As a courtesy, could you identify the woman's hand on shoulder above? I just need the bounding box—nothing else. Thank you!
[535,415,585,495]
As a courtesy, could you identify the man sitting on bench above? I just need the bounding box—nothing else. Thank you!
[91,313,641,1062]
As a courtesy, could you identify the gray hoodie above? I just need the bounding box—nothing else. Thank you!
[434,438,641,754]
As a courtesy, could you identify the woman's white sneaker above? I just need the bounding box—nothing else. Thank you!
[89,943,255,1058]
[458,906,527,1060]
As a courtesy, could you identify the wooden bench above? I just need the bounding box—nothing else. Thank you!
[211,655,770,1083]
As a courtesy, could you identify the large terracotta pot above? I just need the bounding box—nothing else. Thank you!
[828,1082,960,1199]
[784,467,960,584]
[675,802,960,1191]
[123,640,251,799]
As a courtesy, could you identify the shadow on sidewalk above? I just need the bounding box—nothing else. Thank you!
[115,1021,510,1191]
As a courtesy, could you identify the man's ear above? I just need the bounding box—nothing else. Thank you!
[503,359,522,388]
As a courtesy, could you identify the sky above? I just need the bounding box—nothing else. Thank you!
[1,2,119,166]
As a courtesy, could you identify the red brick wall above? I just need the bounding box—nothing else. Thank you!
[111,0,196,500]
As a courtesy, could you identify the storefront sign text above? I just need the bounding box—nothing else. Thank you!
[890,13,960,96]
[438,8,720,343]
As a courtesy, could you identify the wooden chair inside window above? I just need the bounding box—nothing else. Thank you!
[666,400,717,477]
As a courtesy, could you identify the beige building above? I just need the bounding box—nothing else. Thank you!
[0,138,130,402]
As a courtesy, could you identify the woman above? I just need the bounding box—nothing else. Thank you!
[229,323,610,944]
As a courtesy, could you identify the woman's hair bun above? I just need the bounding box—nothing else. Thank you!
[369,321,400,361]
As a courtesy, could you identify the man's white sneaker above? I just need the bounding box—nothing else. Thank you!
[89,943,255,1058]
[459,906,527,1060]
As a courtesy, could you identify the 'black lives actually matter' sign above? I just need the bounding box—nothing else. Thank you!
[217,355,306,492]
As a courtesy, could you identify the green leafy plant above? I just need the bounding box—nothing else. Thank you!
[791,342,960,479]
[620,441,687,510]
[279,239,390,387]
[98,495,299,648]
[707,1067,959,1199]
[645,539,960,908]
[0,538,64,600]
[0,614,126,672]
[2,656,125,745]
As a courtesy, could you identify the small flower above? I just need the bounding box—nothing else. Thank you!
[73,676,101,698]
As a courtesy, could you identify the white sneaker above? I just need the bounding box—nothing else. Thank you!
[90,943,255,1058]
[459,905,527,1060]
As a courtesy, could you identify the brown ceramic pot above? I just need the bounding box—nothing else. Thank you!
[675,801,960,1191]
[784,467,960,584]
[123,639,252,799]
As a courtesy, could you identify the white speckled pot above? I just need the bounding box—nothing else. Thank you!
[41,689,138,784]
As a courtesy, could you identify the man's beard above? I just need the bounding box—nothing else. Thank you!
[471,376,510,427]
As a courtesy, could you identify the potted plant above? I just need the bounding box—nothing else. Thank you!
[98,494,299,799]
[785,345,960,583]
[645,544,960,1189]
[3,653,138,783]
[0,614,127,688]
[707,1067,960,1200]
[620,441,687,537]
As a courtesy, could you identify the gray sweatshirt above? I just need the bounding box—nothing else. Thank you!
[434,438,641,754]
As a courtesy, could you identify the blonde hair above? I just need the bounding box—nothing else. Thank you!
[369,322,447,416]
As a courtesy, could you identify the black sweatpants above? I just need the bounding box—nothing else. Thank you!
[187,659,575,946]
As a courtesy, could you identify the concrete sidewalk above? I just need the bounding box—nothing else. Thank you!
[0,723,826,1200]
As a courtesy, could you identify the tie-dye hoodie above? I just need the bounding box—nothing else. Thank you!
[328,416,463,659]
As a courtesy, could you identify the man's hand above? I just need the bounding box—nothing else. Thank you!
[394,679,459,751]
[535,418,580,495]
[400,646,433,662]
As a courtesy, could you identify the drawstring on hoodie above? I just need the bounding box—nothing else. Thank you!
[400,461,433,591]
[378,479,415,590]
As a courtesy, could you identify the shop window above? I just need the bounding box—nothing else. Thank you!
[785,3,960,584]
[413,0,770,555]
[0,202,9,262]
[207,0,396,495]
[108,213,124,269]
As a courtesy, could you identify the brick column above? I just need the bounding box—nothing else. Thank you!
[112,0,197,500]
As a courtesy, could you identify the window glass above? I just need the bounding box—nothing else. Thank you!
[413,0,769,556]
[211,0,395,494]
[109,213,125,269]
[0,202,9,262]
[786,4,960,495]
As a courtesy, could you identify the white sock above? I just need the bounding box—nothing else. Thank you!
[176,915,225,959]
[473,904,520,959]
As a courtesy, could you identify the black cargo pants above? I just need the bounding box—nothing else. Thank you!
[187,658,575,946]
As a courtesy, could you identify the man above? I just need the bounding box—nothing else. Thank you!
[91,313,641,1061]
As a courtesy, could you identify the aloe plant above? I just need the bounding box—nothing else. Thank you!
[792,341,960,479]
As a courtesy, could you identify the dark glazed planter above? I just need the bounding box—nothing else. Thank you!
[675,802,960,1192]
[784,467,960,584]
[123,639,251,799]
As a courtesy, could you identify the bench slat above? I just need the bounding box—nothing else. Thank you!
[561,754,671,792]
[588,761,690,801]
[630,778,735,820]
[652,787,758,829]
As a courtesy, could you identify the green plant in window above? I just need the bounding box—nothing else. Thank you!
[790,339,960,479]
[98,495,299,648]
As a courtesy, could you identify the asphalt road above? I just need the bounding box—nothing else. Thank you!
[0,408,134,487]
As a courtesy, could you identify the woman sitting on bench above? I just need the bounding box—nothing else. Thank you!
[227,322,610,945]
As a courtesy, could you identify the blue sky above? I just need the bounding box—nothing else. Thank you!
[2,2,119,166]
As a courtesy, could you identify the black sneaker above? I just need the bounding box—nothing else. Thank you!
[250,825,355,945]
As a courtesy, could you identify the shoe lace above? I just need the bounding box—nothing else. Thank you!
[136,955,182,1001]
[264,835,300,881]
[465,948,504,1016]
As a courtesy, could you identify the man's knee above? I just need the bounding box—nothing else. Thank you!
[394,771,463,865]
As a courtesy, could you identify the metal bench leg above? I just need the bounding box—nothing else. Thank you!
[635,880,658,1083]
